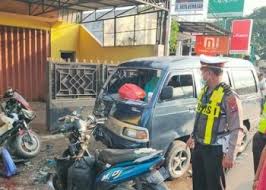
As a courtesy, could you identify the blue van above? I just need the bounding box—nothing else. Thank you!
[93,56,262,179]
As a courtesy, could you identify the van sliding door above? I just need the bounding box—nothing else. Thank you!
[231,69,261,128]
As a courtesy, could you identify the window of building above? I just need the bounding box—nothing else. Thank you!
[61,51,75,62]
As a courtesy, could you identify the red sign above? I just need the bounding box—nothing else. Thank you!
[230,19,253,54]
[195,35,229,55]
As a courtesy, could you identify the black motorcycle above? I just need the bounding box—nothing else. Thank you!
[53,110,169,190]
[0,88,41,158]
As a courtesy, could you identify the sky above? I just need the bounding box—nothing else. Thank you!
[244,0,266,15]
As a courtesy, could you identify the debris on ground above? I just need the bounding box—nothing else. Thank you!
[0,136,68,189]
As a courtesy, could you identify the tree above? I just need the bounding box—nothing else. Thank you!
[169,20,179,55]
[247,6,266,60]
[213,6,266,60]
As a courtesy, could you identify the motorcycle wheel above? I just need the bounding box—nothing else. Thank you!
[14,131,41,158]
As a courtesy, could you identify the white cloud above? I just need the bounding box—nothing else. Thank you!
[243,0,266,15]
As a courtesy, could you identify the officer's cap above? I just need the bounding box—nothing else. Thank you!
[200,54,227,67]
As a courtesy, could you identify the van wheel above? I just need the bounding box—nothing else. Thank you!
[165,140,191,180]
[238,125,249,153]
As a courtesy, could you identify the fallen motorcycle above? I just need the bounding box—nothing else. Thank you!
[53,109,170,190]
[0,88,41,158]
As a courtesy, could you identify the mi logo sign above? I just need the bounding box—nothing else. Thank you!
[195,35,229,55]
[204,37,220,49]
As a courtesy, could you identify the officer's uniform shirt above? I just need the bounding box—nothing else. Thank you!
[194,84,244,160]
[195,54,244,160]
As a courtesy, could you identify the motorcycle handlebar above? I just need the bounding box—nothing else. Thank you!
[51,126,74,135]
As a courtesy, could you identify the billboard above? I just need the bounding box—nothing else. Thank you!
[171,0,203,15]
[195,35,230,55]
[207,0,245,18]
[230,19,253,54]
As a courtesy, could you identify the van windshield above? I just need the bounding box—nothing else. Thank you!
[104,68,162,102]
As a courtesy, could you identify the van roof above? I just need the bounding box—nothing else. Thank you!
[119,56,254,70]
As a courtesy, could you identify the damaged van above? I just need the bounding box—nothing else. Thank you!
[93,56,262,179]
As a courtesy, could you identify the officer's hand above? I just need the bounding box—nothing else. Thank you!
[186,136,195,149]
[222,155,234,169]
[253,180,258,190]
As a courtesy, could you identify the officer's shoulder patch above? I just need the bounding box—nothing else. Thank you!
[221,82,233,96]
[227,95,238,113]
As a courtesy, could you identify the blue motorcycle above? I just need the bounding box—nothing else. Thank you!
[52,111,169,190]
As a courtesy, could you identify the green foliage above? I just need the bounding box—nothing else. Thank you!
[169,20,179,55]
[247,6,266,59]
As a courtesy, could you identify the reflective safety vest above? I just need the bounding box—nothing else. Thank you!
[195,85,225,144]
[258,103,266,134]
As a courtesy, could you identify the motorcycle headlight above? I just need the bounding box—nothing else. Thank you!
[123,128,149,141]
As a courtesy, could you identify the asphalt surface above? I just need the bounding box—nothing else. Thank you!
[166,142,255,190]
[0,103,256,190]
[226,142,254,190]
[0,134,255,190]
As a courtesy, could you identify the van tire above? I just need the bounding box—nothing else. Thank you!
[238,125,249,153]
[165,140,191,180]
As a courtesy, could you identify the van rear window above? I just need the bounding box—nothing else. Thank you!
[231,70,257,95]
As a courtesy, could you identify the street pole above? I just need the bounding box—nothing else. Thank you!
[164,11,171,56]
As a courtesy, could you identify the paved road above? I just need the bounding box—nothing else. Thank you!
[226,142,254,190]
[167,142,254,190]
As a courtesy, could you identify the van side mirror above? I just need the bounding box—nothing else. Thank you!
[160,86,173,100]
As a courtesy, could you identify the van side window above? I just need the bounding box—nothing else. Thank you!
[232,70,257,95]
[164,74,194,100]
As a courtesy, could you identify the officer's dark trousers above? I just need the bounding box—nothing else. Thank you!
[252,132,266,173]
[192,143,225,190]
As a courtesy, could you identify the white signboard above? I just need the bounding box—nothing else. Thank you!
[171,0,204,15]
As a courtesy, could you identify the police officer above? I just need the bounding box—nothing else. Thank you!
[187,54,244,190]
[253,102,266,173]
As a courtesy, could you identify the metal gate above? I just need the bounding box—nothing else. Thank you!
[48,61,117,100]
[0,25,50,101]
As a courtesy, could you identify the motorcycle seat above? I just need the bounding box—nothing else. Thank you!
[97,148,162,165]
[0,118,5,127]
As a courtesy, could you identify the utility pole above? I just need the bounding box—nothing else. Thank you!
[164,11,172,56]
